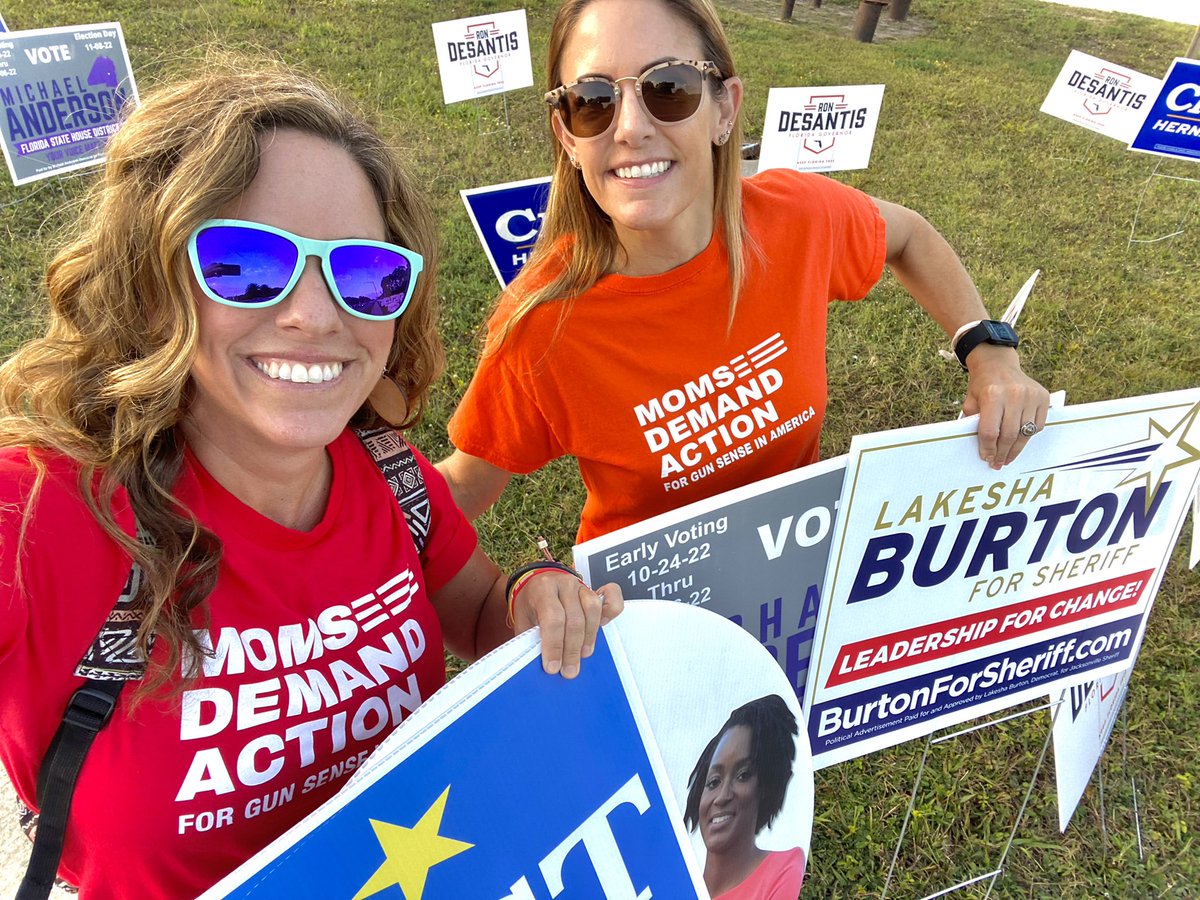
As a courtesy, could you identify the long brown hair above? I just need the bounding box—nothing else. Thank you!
[0,58,442,697]
[494,0,749,348]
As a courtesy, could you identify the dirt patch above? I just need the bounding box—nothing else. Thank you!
[719,0,933,42]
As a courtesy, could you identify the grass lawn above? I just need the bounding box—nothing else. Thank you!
[0,0,1197,895]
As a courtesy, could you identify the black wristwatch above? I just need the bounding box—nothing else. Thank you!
[953,320,1019,369]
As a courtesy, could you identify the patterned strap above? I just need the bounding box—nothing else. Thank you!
[354,426,430,554]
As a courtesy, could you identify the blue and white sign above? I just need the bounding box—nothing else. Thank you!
[576,457,845,702]
[1129,57,1200,161]
[204,603,813,898]
[0,14,8,33]
[758,84,885,173]
[431,9,533,105]
[805,389,1200,769]
[460,175,551,288]
[1040,50,1160,144]
[0,22,138,185]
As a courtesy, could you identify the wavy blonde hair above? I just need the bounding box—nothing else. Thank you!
[494,0,749,347]
[0,59,442,697]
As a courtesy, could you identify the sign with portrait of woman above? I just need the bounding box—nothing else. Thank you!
[203,602,813,899]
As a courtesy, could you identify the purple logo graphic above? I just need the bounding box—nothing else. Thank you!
[88,56,118,88]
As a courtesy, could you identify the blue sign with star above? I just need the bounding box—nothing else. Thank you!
[212,631,702,899]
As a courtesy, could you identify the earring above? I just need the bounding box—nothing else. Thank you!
[568,155,582,169]
[716,124,732,147]
[368,372,409,426]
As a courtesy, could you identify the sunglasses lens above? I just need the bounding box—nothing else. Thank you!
[194,225,299,305]
[642,63,706,123]
[328,244,415,319]
[562,81,619,138]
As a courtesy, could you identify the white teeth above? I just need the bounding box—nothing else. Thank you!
[616,160,670,179]
[255,359,344,384]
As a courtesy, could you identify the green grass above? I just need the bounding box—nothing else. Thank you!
[1,0,1198,895]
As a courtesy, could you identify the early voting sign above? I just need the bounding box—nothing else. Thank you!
[758,85,884,173]
[804,389,1200,769]
[204,603,813,898]
[1130,58,1200,161]
[1040,50,1160,144]
[460,176,551,287]
[431,9,532,105]
[576,457,845,701]
[0,22,136,185]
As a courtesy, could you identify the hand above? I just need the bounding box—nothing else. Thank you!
[511,573,625,678]
[961,345,1050,470]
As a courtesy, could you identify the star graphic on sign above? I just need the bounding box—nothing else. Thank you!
[1115,401,1200,510]
[353,786,473,900]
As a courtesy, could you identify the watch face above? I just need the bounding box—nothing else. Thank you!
[982,320,1019,345]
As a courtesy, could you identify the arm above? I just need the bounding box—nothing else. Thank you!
[870,197,1050,469]
[436,450,513,520]
[429,545,625,678]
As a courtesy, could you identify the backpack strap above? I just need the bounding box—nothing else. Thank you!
[354,426,430,554]
[20,549,149,900]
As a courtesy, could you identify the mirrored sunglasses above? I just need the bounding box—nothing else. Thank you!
[545,59,722,140]
[187,219,424,321]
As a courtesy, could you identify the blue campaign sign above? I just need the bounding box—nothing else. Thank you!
[1129,57,1200,160]
[207,629,704,899]
[460,176,552,288]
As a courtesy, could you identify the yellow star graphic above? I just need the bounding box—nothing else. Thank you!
[353,786,473,900]
[1116,401,1200,510]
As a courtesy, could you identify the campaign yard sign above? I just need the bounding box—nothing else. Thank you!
[1130,58,1200,161]
[758,85,884,173]
[1052,666,1132,832]
[804,389,1200,769]
[1040,50,1160,143]
[431,9,532,105]
[204,602,813,898]
[460,176,551,287]
[575,457,844,702]
[0,22,137,185]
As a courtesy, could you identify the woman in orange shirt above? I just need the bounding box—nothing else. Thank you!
[441,0,1048,543]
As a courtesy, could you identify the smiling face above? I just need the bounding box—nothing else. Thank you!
[552,0,740,268]
[185,128,394,462]
[699,724,762,856]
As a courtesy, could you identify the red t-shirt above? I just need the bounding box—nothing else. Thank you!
[715,846,806,899]
[449,169,886,542]
[0,431,477,899]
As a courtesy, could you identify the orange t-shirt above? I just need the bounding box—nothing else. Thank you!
[448,169,886,542]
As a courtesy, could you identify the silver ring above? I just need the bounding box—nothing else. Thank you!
[1020,421,1038,438]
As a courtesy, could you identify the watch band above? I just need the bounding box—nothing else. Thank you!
[953,319,1019,369]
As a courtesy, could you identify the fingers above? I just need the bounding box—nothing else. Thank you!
[512,574,622,679]
[974,383,1049,469]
